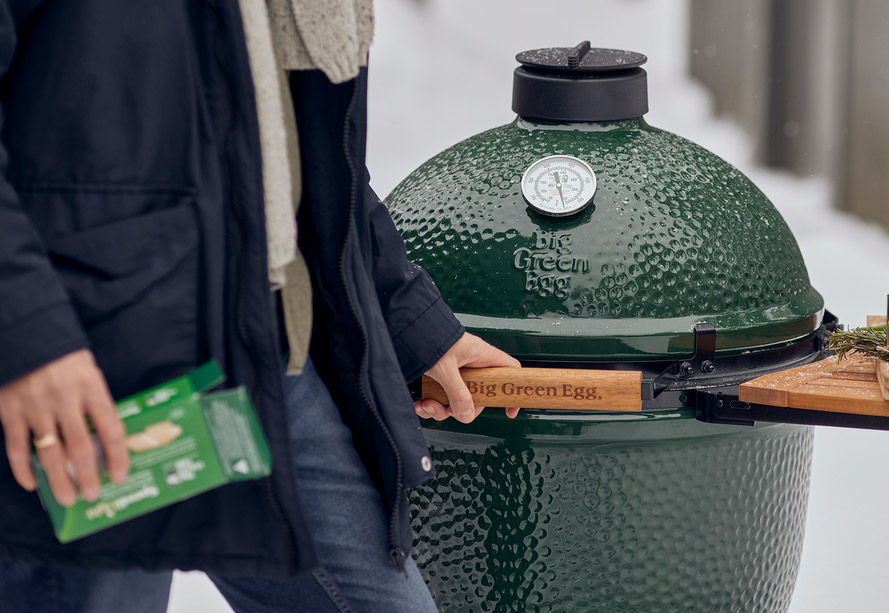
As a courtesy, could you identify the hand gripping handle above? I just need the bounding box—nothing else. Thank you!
[420,367,642,411]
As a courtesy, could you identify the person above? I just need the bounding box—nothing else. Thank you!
[0,1,519,611]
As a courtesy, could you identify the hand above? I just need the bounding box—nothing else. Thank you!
[0,350,129,507]
[414,332,521,423]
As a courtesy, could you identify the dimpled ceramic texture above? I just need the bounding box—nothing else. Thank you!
[390,116,816,611]
[386,118,824,360]
[410,412,813,612]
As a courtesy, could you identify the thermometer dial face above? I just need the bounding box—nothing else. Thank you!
[520,155,597,217]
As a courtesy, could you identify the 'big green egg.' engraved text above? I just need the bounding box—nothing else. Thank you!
[513,232,591,299]
[467,380,602,401]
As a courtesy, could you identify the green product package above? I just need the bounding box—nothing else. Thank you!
[34,362,272,543]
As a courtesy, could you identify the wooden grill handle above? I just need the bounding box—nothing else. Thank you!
[421,367,642,412]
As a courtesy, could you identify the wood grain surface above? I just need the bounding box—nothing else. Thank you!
[740,314,889,415]
[874,359,889,401]
[421,367,642,411]
[864,315,888,400]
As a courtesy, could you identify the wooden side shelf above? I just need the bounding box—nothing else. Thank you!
[741,314,889,416]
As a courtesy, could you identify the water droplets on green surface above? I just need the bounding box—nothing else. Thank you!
[386,117,823,358]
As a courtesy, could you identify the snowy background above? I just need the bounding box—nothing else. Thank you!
[169,0,889,610]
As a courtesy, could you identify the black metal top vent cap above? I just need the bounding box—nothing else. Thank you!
[512,42,648,122]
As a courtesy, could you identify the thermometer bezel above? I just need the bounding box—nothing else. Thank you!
[520,154,597,218]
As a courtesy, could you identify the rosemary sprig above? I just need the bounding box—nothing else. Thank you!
[828,324,889,362]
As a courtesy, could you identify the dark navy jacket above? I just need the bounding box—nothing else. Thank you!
[0,0,463,576]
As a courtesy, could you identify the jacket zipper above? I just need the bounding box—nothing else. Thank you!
[208,0,298,572]
[339,78,407,574]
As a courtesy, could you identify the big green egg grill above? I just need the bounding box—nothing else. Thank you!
[386,43,849,612]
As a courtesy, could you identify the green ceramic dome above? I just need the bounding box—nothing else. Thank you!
[387,116,823,360]
[395,45,820,612]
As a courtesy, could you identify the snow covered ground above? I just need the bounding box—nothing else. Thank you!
[168,0,889,610]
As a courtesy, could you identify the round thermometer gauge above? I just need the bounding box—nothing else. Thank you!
[521,155,597,217]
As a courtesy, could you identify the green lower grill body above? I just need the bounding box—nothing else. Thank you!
[411,410,813,612]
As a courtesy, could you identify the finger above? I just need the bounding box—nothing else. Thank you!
[415,399,451,421]
[414,400,434,417]
[488,354,522,369]
[57,409,101,501]
[435,370,477,423]
[2,414,37,491]
[85,378,128,484]
[446,402,484,423]
[505,407,520,419]
[32,427,77,507]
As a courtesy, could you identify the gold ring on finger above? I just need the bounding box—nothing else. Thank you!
[33,433,60,449]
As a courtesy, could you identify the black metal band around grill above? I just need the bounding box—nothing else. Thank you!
[406,311,889,430]
[518,312,838,408]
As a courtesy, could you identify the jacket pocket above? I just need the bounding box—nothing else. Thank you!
[46,203,201,399]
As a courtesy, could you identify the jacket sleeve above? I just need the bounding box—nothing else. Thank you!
[364,180,465,383]
[0,0,90,386]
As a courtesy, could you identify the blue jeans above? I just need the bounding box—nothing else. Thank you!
[0,358,438,613]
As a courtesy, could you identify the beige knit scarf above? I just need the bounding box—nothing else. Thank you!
[235,1,374,373]
[267,0,374,83]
